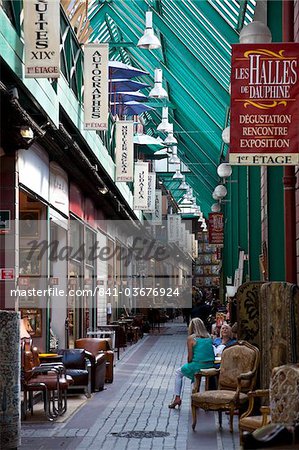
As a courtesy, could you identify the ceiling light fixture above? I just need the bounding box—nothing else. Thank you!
[137,11,161,50]
[163,124,177,145]
[172,168,184,180]
[214,184,227,200]
[179,177,188,190]
[211,202,221,212]
[217,163,232,179]
[169,146,180,164]
[239,21,272,44]
[222,126,230,144]
[98,186,108,195]
[20,126,34,140]
[157,107,172,133]
[149,68,168,99]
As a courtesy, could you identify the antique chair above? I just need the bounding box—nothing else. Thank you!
[58,349,92,397]
[22,347,73,420]
[75,338,113,385]
[191,340,260,433]
[239,363,299,443]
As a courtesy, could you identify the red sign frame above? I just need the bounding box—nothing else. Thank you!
[1,268,15,280]
[230,43,299,165]
[208,213,224,245]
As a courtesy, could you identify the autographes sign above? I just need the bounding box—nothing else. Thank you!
[115,121,134,181]
[84,44,108,130]
[230,43,299,165]
[24,0,60,78]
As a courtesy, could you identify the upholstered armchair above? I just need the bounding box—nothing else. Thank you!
[239,389,270,442]
[191,340,260,433]
[75,337,114,385]
[58,349,92,397]
[239,363,299,442]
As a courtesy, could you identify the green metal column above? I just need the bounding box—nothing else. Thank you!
[266,1,285,281]
[231,167,240,274]
[223,180,233,285]
[248,166,261,280]
[267,167,285,280]
[238,166,249,279]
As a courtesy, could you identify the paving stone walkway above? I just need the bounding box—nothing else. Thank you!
[20,320,240,450]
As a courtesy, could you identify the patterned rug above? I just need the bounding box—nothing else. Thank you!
[236,281,263,348]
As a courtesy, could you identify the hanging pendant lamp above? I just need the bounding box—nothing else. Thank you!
[157,107,172,133]
[137,11,161,50]
[149,69,168,99]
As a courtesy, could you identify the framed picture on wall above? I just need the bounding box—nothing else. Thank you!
[21,308,42,337]
[19,248,41,276]
[20,210,39,237]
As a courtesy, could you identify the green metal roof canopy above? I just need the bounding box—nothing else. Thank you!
[88,0,256,216]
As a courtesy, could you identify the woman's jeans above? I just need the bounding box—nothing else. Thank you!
[174,367,185,396]
[174,367,217,396]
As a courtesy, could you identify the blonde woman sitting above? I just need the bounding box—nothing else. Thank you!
[168,318,215,409]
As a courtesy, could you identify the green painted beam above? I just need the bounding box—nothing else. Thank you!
[109,42,135,47]
[237,0,248,31]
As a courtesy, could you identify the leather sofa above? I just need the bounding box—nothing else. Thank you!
[75,338,114,383]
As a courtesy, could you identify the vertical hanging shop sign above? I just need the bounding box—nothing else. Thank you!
[230,43,299,165]
[152,190,162,225]
[208,213,224,245]
[133,162,149,210]
[192,237,198,259]
[24,0,60,78]
[84,43,109,130]
[167,215,176,242]
[115,121,134,181]
[178,222,185,249]
[175,215,181,242]
[168,214,181,242]
[144,173,156,212]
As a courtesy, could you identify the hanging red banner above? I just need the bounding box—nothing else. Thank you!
[230,43,299,165]
[208,213,224,245]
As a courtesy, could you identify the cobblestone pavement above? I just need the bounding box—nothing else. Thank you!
[20,320,240,450]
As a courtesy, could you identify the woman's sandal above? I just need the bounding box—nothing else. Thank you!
[168,398,182,409]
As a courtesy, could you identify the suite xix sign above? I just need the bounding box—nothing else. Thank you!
[230,43,299,165]
[24,0,60,78]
